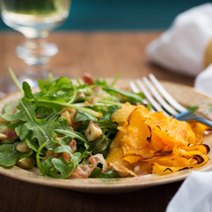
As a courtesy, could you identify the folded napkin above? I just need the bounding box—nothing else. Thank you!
[166,171,212,212]
[194,63,212,95]
[147,3,212,77]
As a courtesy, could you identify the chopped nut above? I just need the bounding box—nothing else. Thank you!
[87,97,100,105]
[60,108,77,126]
[84,121,102,142]
[91,86,104,97]
[16,157,35,169]
[16,141,31,153]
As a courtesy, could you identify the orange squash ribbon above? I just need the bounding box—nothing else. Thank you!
[106,103,210,177]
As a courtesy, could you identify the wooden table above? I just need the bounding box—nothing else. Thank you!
[0,31,194,212]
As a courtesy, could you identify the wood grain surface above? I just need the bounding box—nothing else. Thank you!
[0,31,195,212]
[0,31,194,85]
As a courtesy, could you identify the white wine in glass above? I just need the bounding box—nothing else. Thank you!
[0,0,71,91]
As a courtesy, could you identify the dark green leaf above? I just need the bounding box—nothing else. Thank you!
[110,72,122,86]
[22,81,34,100]
[102,85,144,103]
[89,167,119,178]
[38,77,74,103]
[97,106,118,131]
[0,122,7,133]
[186,106,199,113]
[52,142,81,178]
[40,156,62,178]
[51,157,74,178]
[89,134,111,157]
[55,119,88,143]
[0,142,31,167]
[75,110,97,122]
[41,156,54,175]
[2,103,15,114]
[2,82,59,148]
[25,138,39,152]
[0,142,17,151]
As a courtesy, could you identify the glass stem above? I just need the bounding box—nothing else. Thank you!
[16,32,58,81]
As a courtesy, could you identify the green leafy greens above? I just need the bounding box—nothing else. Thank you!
[0,73,144,179]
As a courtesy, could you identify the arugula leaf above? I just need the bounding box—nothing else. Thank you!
[93,79,108,86]
[37,77,88,114]
[96,106,118,140]
[51,157,76,179]
[102,85,144,103]
[38,77,74,102]
[93,73,121,87]
[6,120,23,134]
[52,142,81,178]
[0,150,21,167]
[37,97,100,118]
[89,134,111,157]
[77,143,92,161]
[186,106,199,113]
[36,141,48,173]
[40,156,55,176]
[55,119,88,144]
[0,142,17,151]
[55,129,88,144]
[38,74,54,92]
[75,110,97,122]
[8,67,23,94]
[35,106,58,120]
[54,140,82,162]
[25,138,39,152]
[39,141,82,178]
[0,142,31,167]
[0,123,7,133]
[97,106,118,129]
[2,82,59,148]
[89,167,119,178]
[38,155,62,178]
[111,72,122,86]
[2,103,15,114]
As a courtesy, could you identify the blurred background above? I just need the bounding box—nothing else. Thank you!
[0,0,208,31]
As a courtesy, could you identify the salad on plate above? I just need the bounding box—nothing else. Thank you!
[0,72,210,179]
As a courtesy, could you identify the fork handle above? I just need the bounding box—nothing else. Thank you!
[193,117,212,128]
[175,111,212,128]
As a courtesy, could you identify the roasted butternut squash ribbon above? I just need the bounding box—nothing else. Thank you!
[106,103,210,176]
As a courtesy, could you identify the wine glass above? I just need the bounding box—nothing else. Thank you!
[0,0,71,92]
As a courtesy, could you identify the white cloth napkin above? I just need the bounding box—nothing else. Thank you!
[194,63,212,95]
[166,171,212,212]
[147,3,212,77]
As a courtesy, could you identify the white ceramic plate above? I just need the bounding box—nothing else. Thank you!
[1,80,212,193]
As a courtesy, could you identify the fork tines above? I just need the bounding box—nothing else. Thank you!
[130,74,187,117]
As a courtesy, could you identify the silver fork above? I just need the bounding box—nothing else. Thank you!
[130,74,212,128]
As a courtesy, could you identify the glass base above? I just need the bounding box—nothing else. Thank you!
[0,69,49,97]
[0,75,18,95]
